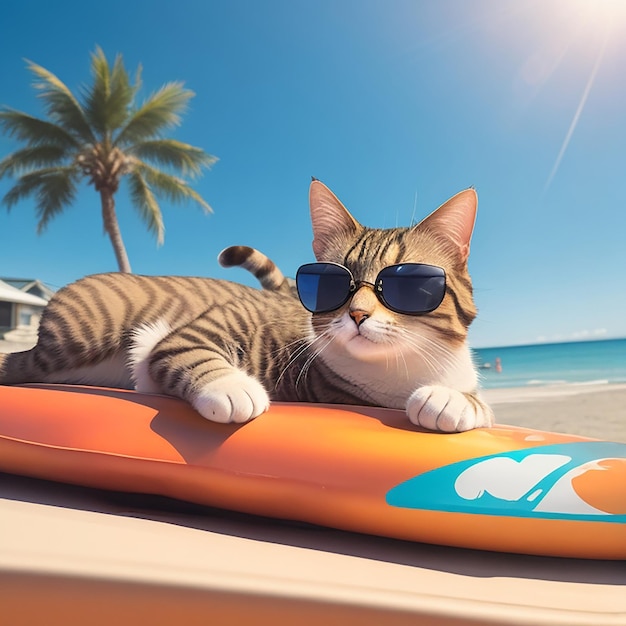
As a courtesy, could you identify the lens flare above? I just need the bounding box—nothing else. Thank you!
[543,0,626,191]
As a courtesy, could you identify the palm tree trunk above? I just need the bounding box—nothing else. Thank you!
[100,188,132,273]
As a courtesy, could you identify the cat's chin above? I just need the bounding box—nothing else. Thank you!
[323,319,396,362]
[340,333,396,363]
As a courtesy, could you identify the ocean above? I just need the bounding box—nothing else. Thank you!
[473,338,626,390]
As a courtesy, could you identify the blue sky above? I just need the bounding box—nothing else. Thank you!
[1,0,625,348]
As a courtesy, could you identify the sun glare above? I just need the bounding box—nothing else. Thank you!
[571,0,626,30]
[540,0,626,192]
[545,0,626,50]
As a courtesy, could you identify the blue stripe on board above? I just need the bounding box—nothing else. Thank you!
[386,441,626,523]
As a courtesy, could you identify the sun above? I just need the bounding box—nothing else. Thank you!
[567,0,626,35]
[578,0,626,20]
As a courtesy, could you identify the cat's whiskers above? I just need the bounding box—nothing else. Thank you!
[295,331,337,389]
[393,327,455,379]
[395,339,438,378]
[271,336,307,360]
[395,345,411,381]
[245,320,313,385]
[369,324,413,379]
[267,323,312,357]
[397,325,458,362]
[290,322,339,389]
[274,322,336,390]
[404,334,449,373]
[273,338,314,388]
[419,333,462,371]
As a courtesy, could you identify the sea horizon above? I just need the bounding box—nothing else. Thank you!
[472,335,626,351]
[473,336,626,390]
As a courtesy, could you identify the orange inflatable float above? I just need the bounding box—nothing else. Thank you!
[0,383,624,560]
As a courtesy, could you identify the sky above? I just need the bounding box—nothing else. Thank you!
[1,0,625,348]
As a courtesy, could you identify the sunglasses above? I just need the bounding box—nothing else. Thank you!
[296,262,446,315]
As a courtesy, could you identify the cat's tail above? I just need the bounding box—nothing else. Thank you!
[218,246,296,297]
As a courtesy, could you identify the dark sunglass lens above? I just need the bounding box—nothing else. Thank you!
[296,264,352,313]
[378,264,446,314]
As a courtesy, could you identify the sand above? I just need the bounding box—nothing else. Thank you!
[484,383,626,442]
[2,339,624,442]
[2,480,624,625]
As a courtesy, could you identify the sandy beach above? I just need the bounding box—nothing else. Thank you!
[483,383,626,442]
[2,339,624,442]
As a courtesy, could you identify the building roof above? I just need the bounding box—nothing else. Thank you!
[1,277,56,300]
[2,279,32,290]
[0,280,48,306]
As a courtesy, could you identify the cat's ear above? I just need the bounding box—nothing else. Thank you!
[309,179,363,260]
[415,188,477,264]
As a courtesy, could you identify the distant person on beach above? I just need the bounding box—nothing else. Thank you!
[495,357,502,373]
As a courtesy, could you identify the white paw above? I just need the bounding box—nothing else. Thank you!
[191,370,270,424]
[406,385,493,432]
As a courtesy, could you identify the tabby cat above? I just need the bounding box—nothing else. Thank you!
[0,180,493,432]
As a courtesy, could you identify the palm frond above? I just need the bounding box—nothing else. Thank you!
[114,82,194,146]
[1,166,78,232]
[134,63,143,94]
[0,144,71,179]
[129,139,217,178]
[34,169,79,233]
[26,60,95,143]
[126,169,165,243]
[83,46,136,135]
[0,109,80,149]
[134,162,212,212]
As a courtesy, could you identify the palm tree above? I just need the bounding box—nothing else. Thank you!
[0,47,216,272]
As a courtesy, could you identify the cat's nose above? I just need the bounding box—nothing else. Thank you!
[350,310,369,327]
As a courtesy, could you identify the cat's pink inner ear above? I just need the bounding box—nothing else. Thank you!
[309,180,362,259]
[417,188,478,263]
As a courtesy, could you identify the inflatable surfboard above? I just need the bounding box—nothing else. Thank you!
[0,383,624,559]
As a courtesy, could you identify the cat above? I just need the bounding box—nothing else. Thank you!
[0,180,493,432]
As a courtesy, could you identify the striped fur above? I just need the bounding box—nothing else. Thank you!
[0,180,493,431]
[218,245,297,296]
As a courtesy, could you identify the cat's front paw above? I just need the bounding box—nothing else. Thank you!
[192,371,270,424]
[406,385,494,432]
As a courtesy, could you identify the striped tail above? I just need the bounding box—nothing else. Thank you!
[218,246,296,296]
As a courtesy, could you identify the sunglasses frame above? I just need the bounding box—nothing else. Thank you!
[295,261,447,316]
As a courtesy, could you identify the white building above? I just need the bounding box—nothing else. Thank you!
[0,278,51,343]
